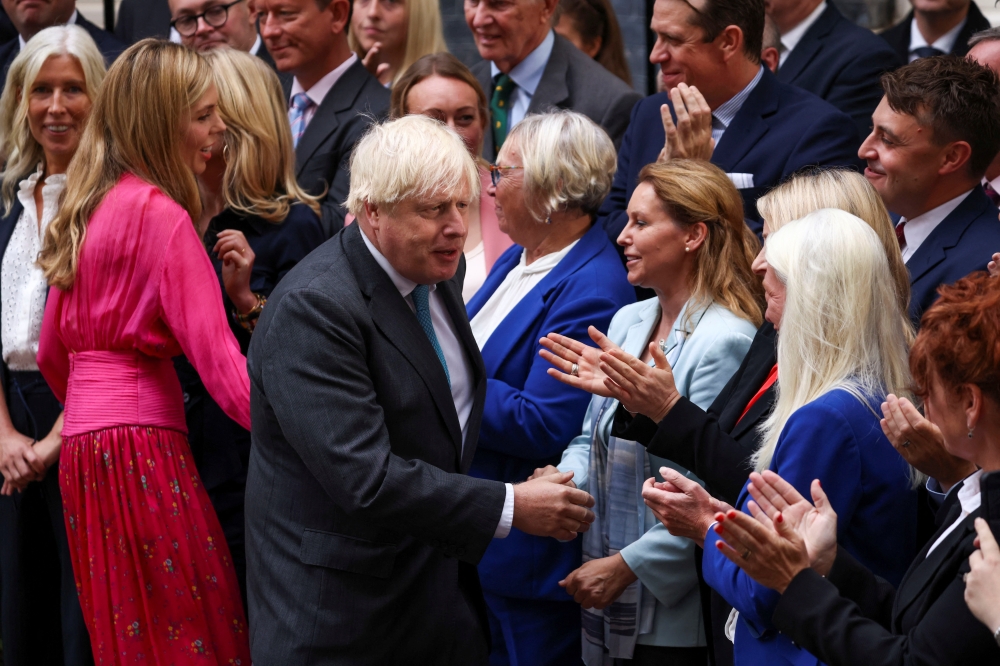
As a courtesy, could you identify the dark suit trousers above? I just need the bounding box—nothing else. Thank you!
[0,371,92,666]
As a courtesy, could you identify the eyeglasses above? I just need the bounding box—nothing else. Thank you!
[489,164,524,186]
[171,0,245,37]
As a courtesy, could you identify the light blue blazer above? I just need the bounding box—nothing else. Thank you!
[559,297,756,647]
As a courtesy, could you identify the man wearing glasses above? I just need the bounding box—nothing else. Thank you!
[0,0,124,89]
[169,0,285,75]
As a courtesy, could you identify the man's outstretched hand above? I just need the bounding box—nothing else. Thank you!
[513,472,596,541]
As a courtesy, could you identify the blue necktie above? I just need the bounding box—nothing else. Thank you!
[411,285,450,386]
[288,92,313,148]
[911,46,945,59]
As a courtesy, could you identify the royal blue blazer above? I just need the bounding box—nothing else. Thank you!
[596,68,860,239]
[904,186,1000,325]
[702,389,918,666]
[467,222,635,601]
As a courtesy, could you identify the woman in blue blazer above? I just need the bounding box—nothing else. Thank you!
[545,160,763,665]
[466,112,635,664]
[642,210,918,666]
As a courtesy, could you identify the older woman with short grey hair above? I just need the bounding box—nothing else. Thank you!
[465,110,635,664]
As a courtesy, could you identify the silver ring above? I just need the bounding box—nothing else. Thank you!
[571,363,580,377]
[902,441,910,448]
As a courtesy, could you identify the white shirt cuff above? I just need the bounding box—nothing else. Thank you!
[493,483,515,538]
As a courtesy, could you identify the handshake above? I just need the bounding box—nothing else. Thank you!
[510,466,595,541]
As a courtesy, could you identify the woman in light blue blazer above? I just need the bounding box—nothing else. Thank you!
[546,160,764,665]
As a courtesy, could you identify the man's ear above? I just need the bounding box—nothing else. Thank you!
[328,0,351,35]
[716,25,745,64]
[938,140,973,178]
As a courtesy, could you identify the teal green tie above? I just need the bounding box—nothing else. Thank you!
[490,73,516,158]
[411,285,450,386]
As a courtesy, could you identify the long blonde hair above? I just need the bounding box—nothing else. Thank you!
[202,48,320,221]
[0,25,106,213]
[638,159,764,328]
[348,0,448,86]
[757,168,913,337]
[752,209,912,472]
[39,40,212,290]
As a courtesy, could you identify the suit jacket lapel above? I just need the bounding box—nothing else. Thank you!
[295,60,371,177]
[776,4,838,84]
[711,70,779,172]
[527,36,570,115]
[725,325,777,438]
[905,188,989,285]
[342,225,465,459]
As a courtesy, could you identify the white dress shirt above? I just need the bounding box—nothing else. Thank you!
[927,469,981,557]
[779,1,827,67]
[470,240,578,348]
[250,34,262,56]
[896,189,972,262]
[490,30,555,132]
[360,230,515,537]
[908,16,966,62]
[462,241,487,304]
[711,66,764,146]
[2,166,66,370]
[288,53,359,132]
[18,10,77,50]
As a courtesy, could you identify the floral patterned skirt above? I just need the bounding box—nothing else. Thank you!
[59,425,250,665]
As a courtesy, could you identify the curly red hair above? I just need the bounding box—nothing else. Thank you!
[910,272,1000,404]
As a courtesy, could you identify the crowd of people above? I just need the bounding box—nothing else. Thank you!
[0,0,999,665]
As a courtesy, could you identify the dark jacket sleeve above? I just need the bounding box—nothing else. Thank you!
[772,554,1000,666]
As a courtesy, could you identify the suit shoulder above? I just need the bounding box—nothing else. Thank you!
[563,41,637,99]
[829,16,903,60]
[697,304,759,340]
[774,79,853,125]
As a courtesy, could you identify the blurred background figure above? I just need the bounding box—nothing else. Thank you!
[0,26,104,666]
[0,0,124,89]
[349,0,447,87]
[174,47,324,606]
[465,111,634,665]
[554,0,632,86]
[548,159,762,666]
[114,0,172,43]
[391,52,512,300]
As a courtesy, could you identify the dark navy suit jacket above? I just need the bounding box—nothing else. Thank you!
[777,3,902,140]
[597,68,860,240]
[880,2,990,62]
[466,223,635,601]
[905,186,1000,324]
[0,15,125,90]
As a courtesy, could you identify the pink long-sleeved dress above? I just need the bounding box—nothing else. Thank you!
[38,173,252,665]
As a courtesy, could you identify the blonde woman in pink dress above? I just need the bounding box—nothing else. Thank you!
[36,40,251,665]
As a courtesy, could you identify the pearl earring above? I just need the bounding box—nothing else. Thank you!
[684,246,690,253]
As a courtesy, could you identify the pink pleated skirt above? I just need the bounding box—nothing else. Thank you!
[59,425,250,665]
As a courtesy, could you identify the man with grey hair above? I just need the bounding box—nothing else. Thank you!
[244,114,597,665]
[464,0,640,158]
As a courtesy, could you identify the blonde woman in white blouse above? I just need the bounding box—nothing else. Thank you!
[0,25,106,666]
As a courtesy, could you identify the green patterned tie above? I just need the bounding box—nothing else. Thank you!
[490,73,516,158]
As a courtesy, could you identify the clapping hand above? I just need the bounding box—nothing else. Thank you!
[361,43,391,80]
[880,394,975,491]
[965,518,1000,634]
[599,341,681,422]
[658,83,715,162]
[642,466,729,547]
[988,252,999,278]
[539,326,624,399]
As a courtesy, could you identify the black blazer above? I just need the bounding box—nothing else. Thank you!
[285,60,389,238]
[114,0,172,43]
[472,33,641,158]
[0,14,125,90]
[0,197,24,395]
[777,3,902,140]
[613,321,776,506]
[772,503,1000,665]
[245,223,505,664]
[880,2,991,61]
[0,7,17,46]
[905,186,1000,324]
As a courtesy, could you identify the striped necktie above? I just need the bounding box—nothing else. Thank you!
[288,92,314,148]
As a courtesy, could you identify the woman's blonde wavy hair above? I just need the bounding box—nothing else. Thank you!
[202,48,320,221]
[348,0,448,86]
[39,39,212,290]
[756,167,914,342]
[0,25,106,214]
[751,209,912,472]
[638,159,764,329]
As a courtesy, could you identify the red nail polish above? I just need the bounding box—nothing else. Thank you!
[776,514,783,524]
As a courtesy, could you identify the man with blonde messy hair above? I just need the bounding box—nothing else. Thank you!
[244,114,598,665]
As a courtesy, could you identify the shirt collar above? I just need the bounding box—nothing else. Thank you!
[780,1,827,54]
[909,14,966,55]
[291,53,359,108]
[490,30,554,96]
[361,227,437,299]
[712,66,764,130]
[957,469,983,516]
[19,9,77,50]
[898,187,972,247]
[250,33,262,56]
